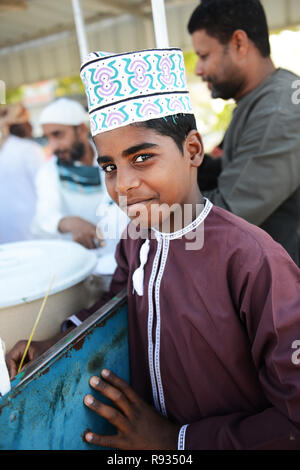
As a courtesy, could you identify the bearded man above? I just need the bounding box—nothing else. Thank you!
[32,98,128,274]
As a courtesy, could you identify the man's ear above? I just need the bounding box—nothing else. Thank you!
[230,29,249,60]
[184,130,204,168]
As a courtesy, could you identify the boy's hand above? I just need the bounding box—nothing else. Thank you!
[5,329,69,379]
[58,216,105,250]
[83,369,180,450]
[5,339,51,379]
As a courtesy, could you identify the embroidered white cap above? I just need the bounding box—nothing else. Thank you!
[80,48,194,137]
[39,98,88,126]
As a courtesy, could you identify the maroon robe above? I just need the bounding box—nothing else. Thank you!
[76,202,300,450]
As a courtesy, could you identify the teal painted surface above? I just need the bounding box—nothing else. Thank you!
[0,299,129,450]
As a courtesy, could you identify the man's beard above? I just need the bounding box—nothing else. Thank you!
[70,141,85,163]
[207,47,244,100]
[56,141,85,165]
[209,78,242,100]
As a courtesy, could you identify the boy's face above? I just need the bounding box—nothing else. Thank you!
[95,124,203,231]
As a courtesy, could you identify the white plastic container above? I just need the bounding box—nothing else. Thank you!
[0,240,98,352]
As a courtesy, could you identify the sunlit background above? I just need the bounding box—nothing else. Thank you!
[1,1,300,154]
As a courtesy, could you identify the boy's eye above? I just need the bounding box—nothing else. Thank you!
[100,153,154,173]
[134,154,153,163]
[102,164,116,173]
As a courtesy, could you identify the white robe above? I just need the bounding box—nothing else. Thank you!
[0,135,45,243]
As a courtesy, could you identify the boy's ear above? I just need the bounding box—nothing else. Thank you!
[184,130,204,167]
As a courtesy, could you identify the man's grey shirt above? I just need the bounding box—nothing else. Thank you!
[203,68,300,264]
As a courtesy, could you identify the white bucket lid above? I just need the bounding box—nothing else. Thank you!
[0,240,98,308]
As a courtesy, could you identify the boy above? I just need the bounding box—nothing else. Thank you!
[77,48,300,450]
[6,48,300,450]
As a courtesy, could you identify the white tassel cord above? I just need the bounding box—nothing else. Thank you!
[132,239,150,296]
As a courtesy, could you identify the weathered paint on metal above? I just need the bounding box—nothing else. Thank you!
[0,291,129,450]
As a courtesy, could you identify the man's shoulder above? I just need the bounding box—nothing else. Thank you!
[3,135,39,151]
[239,68,298,106]
[232,68,300,132]
[257,68,299,92]
[273,67,299,83]
[36,156,59,182]
[265,68,299,100]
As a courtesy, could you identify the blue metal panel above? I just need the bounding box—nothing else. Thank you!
[0,291,129,450]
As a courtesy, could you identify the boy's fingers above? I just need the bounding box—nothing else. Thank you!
[84,395,128,432]
[84,431,122,449]
[6,360,16,380]
[100,369,139,403]
[89,374,135,417]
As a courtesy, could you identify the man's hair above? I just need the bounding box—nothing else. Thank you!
[188,0,271,58]
[133,113,197,153]
[9,123,30,138]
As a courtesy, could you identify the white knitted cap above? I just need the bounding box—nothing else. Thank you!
[39,98,88,126]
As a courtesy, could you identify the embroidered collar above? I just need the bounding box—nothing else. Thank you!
[151,198,213,241]
[132,199,213,296]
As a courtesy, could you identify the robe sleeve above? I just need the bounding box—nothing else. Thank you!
[182,246,300,450]
[61,236,129,330]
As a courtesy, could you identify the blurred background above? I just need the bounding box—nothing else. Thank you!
[1,0,300,152]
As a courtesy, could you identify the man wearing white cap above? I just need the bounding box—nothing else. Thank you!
[32,97,128,274]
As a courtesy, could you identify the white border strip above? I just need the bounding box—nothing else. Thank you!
[153,237,170,417]
[152,198,213,240]
[147,236,162,412]
[178,424,188,450]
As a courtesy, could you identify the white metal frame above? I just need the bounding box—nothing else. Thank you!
[71,0,170,60]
